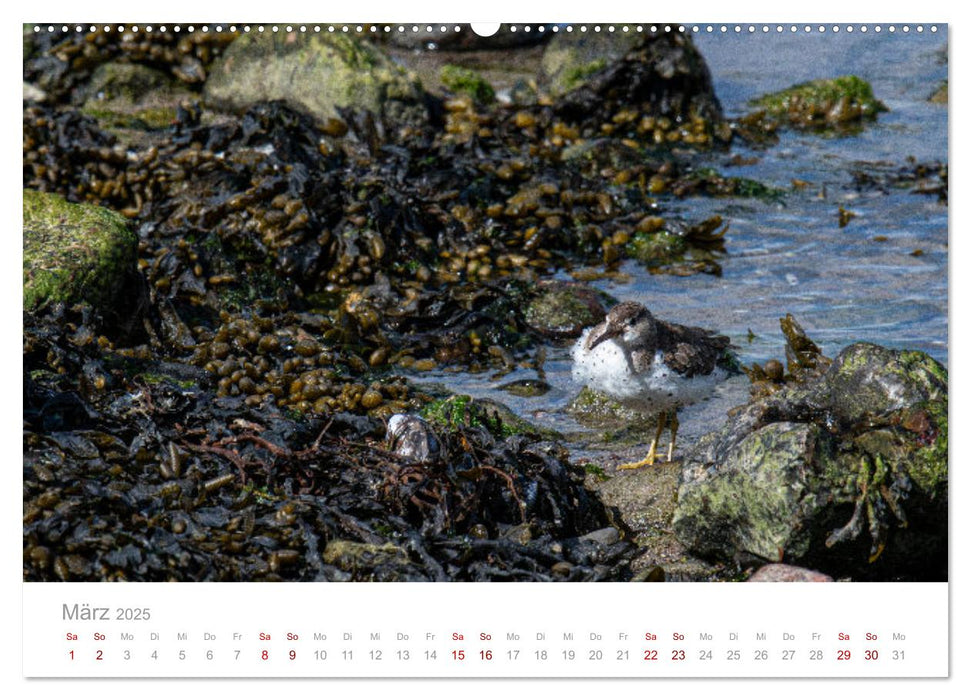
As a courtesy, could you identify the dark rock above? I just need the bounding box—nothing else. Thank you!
[79,62,192,133]
[673,341,947,581]
[82,62,173,104]
[553,33,725,144]
[567,386,655,430]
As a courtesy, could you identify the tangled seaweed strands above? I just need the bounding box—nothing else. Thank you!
[25,427,633,581]
[24,314,631,581]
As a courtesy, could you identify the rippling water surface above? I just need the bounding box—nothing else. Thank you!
[420,30,949,449]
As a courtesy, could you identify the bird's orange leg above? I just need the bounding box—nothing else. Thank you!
[618,412,667,470]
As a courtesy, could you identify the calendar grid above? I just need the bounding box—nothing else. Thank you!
[23,583,948,678]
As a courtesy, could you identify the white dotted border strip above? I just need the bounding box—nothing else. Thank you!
[30,24,940,35]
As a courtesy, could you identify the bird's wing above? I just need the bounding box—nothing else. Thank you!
[657,320,730,377]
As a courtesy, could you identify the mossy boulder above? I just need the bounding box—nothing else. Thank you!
[749,75,888,130]
[567,387,668,449]
[568,386,653,428]
[523,280,609,339]
[541,31,641,96]
[421,394,559,440]
[204,32,428,126]
[929,80,948,104]
[439,64,495,104]
[83,62,173,104]
[23,189,138,316]
[78,63,191,135]
[672,342,947,580]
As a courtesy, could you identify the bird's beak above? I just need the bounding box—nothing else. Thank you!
[585,322,619,350]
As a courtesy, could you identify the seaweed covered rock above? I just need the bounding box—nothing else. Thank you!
[83,62,174,104]
[439,64,495,104]
[80,61,191,132]
[567,386,654,429]
[541,30,641,96]
[23,189,139,318]
[672,341,947,580]
[23,24,237,104]
[624,215,728,275]
[420,394,558,440]
[523,280,609,340]
[205,32,429,127]
[746,314,831,398]
[552,32,727,146]
[748,75,888,131]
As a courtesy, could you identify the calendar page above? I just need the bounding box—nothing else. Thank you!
[19,0,953,690]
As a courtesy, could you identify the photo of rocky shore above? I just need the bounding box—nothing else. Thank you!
[23,24,947,582]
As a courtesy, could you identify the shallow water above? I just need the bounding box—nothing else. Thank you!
[417,30,949,453]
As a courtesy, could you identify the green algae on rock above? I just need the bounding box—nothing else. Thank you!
[79,62,190,134]
[673,341,947,580]
[541,30,641,96]
[523,280,609,340]
[567,386,655,430]
[23,189,138,314]
[439,64,496,104]
[204,31,428,126]
[748,75,888,130]
[421,394,559,440]
[83,62,174,104]
[624,215,728,275]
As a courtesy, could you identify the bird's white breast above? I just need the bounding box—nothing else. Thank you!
[571,328,724,413]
